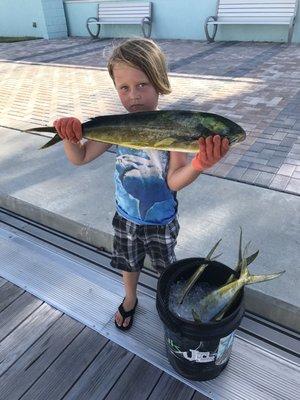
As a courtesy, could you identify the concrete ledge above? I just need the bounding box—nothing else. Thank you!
[1,195,299,333]
[0,195,114,253]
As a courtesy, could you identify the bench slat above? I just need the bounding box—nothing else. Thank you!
[100,11,150,16]
[99,20,147,24]
[99,13,150,18]
[207,19,293,24]
[99,9,150,13]
[99,15,149,21]
[218,12,294,17]
[219,0,295,4]
[99,7,150,11]
[99,1,151,5]
[219,6,296,11]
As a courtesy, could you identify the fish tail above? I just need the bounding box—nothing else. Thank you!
[240,252,285,285]
[40,134,62,149]
[25,126,57,134]
[24,126,61,149]
[247,270,285,285]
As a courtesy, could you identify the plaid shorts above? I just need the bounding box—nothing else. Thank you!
[110,212,180,273]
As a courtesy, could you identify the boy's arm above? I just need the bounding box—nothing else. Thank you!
[54,117,111,165]
[167,135,229,191]
[64,140,112,165]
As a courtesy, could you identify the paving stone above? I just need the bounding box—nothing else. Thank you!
[254,172,275,186]
[226,166,247,180]
[270,175,290,191]
[250,164,278,174]
[267,157,287,168]
[277,164,296,177]
[285,178,300,195]
[240,169,261,183]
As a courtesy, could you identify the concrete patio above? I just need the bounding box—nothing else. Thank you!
[0,38,300,194]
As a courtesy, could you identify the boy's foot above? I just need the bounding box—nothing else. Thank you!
[115,297,138,330]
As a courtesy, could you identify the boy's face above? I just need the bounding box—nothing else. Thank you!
[113,62,159,113]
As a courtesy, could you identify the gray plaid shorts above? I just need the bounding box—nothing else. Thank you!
[110,212,180,273]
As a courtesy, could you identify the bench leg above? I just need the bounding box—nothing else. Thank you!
[142,17,152,38]
[86,17,101,39]
[287,17,295,44]
[204,16,218,43]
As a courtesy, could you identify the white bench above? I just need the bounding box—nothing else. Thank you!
[204,0,299,44]
[86,1,152,39]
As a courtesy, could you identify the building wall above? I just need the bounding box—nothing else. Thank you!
[0,0,299,43]
[0,0,67,39]
[64,0,300,43]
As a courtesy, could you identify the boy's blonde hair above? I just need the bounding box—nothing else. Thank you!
[107,38,171,95]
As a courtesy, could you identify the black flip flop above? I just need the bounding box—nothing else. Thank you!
[114,297,138,331]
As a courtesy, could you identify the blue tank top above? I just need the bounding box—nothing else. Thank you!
[114,146,177,225]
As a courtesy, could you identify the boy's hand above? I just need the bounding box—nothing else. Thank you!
[53,117,82,144]
[191,135,229,172]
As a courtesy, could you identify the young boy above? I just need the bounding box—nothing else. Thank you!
[53,38,229,331]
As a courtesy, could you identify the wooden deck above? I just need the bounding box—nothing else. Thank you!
[0,211,299,400]
[0,278,208,400]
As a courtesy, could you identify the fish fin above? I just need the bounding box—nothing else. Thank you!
[153,138,176,149]
[245,249,259,266]
[88,115,105,123]
[237,227,243,271]
[206,239,222,261]
[192,308,202,322]
[118,141,141,149]
[179,239,222,304]
[210,252,222,261]
[40,134,62,149]
[179,263,208,304]
[213,300,232,321]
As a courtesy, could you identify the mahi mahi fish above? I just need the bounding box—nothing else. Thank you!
[25,110,246,151]
[192,258,285,323]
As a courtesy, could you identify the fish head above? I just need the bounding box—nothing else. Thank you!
[193,112,246,145]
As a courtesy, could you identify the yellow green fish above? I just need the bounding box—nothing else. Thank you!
[25,110,246,151]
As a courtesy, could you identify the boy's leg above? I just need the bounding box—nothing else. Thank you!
[110,213,145,328]
[144,217,180,274]
[115,270,140,328]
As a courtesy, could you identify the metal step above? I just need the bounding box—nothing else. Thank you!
[0,208,299,400]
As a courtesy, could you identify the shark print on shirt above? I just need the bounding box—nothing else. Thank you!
[115,146,177,225]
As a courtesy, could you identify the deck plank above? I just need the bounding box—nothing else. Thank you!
[104,356,163,400]
[63,341,134,400]
[0,281,24,312]
[0,302,62,375]
[0,291,43,341]
[20,326,108,400]
[192,391,212,400]
[0,314,83,400]
[148,373,196,400]
[0,277,7,288]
